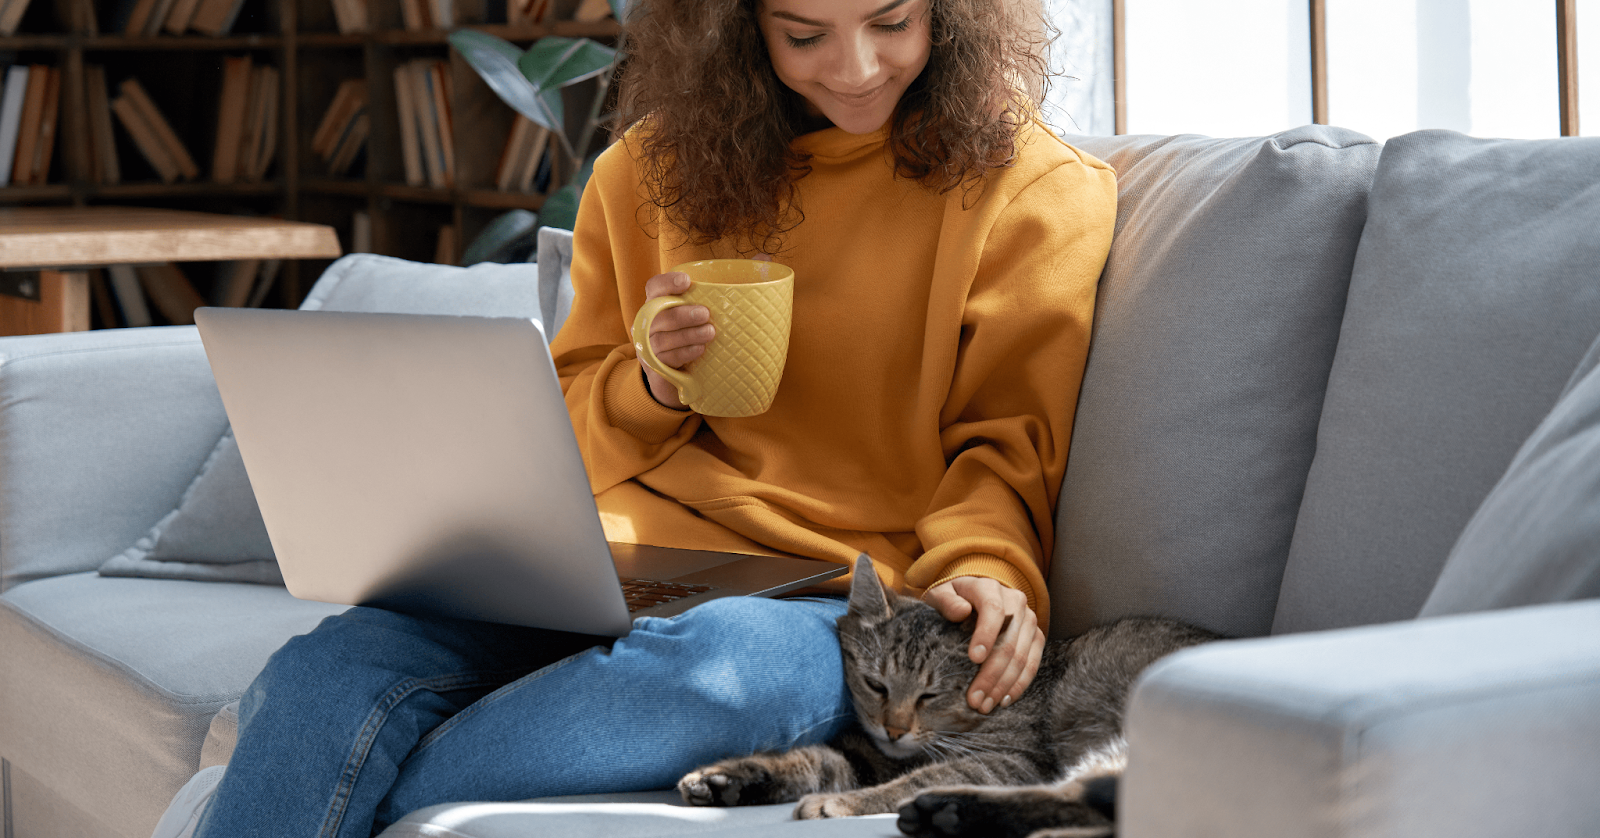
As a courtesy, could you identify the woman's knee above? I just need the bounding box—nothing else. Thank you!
[625,596,849,720]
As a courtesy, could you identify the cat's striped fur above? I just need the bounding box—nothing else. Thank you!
[676,555,1218,837]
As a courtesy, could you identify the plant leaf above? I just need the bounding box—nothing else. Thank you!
[449,29,563,132]
[517,37,617,130]
[538,153,601,232]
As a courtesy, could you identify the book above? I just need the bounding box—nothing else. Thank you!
[163,0,203,34]
[516,122,551,192]
[10,65,46,186]
[189,0,246,35]
[351,210,371,253]
[405,62,446,188]
[311,78,365,160]
[400,0,428,31]
[244,258,281,308]
[111,89,181,182]
[426,60,455,187]
[212,258,260,307]
[136,263,205,325]
[242,65,279,182]
[106,264,153,327]
[573,0,611,23]
[210,55,252,183]
[0,0,35,36]
[118,77,199,180]
[495,114,533,190]
[85,65,120,184]
[435,223,458,265]
[0,66,26,188]
[392,64,424,186]
[28,64,59,185]
[123,0,163,34]
[326,113,368,176]
[427,0,453,29]
[328,0,367,34]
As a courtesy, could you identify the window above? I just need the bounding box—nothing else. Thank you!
[1045,0,1588,138]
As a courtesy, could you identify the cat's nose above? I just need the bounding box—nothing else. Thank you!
[885,725,907,739]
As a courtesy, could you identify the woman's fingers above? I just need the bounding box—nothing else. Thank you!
[924,577,1045,713]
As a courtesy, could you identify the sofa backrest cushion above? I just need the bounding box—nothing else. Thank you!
[1051,126,1380,639]
[1274,131,1600,633]
[98,253,554,586]
[1418,329,1600,617]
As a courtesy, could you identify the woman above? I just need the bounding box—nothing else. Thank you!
[159,0,1114,835]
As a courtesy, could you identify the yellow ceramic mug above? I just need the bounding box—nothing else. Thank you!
[631,259,795,417]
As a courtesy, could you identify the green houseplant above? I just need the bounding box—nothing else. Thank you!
[449,1,625,233]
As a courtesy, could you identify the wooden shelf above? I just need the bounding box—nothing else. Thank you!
[0,0,618,299]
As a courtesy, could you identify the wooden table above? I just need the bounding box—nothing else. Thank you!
[0,206,343,336]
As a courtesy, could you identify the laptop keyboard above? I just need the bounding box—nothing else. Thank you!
[620,578,713,612]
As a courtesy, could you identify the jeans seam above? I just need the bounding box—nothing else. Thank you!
[315,671,518,838]
[410,649,602,755]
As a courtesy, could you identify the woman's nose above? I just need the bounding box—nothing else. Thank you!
[833,35,879,89]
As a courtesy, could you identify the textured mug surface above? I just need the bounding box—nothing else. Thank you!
[631,259,795,417]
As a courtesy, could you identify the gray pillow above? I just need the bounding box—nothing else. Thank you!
[1419,331,1600,617]
[1049,126,1381,639]
[100,251,564,584]
[1273,130,1600,633]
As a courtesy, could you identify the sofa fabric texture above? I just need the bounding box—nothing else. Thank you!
[0,574,346,837]
[1122,598,1600,838]
[1420,330,1600,616]
[0,328,230,593]
[1275,131,1600,633]
[1051,126,1380,639]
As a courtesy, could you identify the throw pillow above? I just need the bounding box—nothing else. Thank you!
[1418,330,1600,617]
[1049,126,1381,639]
[1273,131,1600,633]
[99,252,563,585]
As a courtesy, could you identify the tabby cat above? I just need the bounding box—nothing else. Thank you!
[676,555,1219,838]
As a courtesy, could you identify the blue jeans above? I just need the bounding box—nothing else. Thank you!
[191,595,853,838]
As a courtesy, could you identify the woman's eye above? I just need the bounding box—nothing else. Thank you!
[785,33,823,49]
[877,18,911,33]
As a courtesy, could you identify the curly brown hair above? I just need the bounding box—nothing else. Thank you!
[617,0,1052,254]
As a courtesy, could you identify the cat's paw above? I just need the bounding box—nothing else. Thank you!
[677,762,775,807]
[896,787,1112,838]
[795,790,876,819]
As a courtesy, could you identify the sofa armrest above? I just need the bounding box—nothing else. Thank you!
[0,326,229,591]
[1121,599,1600,838]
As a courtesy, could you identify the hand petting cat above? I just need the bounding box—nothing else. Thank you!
[922,577,1045,714]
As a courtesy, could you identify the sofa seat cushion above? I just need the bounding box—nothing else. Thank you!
[1275,130,1600,633]
[1052,126,1380,639]
[378,791,900,838]
[0,573,347,838]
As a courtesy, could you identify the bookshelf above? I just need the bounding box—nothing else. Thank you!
[0,0,620,325]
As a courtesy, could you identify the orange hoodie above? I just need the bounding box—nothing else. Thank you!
[551,118,1116,631]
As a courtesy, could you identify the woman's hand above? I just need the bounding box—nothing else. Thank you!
[639,271,714,410]
[923,576,1045,714]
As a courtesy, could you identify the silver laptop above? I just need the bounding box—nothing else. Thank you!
[194,307,846,637]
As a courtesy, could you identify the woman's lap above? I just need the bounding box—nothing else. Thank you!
[194,595,851,838]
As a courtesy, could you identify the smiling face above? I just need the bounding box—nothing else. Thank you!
[757,0,934,134]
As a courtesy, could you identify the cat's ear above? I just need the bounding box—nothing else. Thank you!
[847,554,893,621]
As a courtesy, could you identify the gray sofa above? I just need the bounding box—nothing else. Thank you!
[2,126,1597,838]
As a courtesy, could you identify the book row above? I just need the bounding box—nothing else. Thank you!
[93,258,282,330]
[331,0,613,34]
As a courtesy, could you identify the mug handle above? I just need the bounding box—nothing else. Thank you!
[630,295,698,405]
